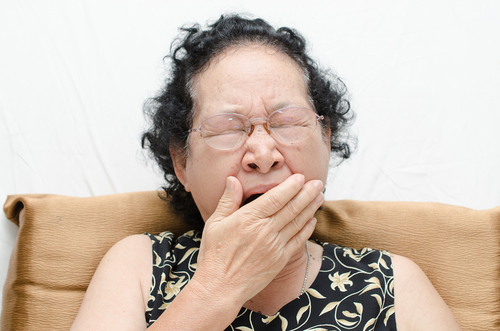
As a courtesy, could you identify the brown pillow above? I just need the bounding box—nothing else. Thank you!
[2,192,500,331]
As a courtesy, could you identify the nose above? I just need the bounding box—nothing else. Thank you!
[242,123,284,173]
[247,117,271,136]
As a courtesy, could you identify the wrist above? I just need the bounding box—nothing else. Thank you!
[188,273,246,313]
[150,277,241,331]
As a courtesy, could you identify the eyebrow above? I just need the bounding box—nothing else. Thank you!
[272,102,294,110]
[213,102,298,117]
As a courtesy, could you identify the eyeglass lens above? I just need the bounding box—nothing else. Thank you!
[199,107,320,150]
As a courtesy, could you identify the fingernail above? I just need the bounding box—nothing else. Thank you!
[315,192,324,203]
[294,174,305,185]
[313,180,323,191]
[307,217,317,228]
[226,177,234,191]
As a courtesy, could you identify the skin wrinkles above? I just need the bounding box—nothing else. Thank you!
[172,44,463,328]
[70,18,462,331]
[174,44,331,222]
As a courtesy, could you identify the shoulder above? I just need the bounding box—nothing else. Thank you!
[96,233,154,294]
[88,234,153,279]
[72,231,201,330]
[110,233,153,254]
[99,234,153,272]
[106,230,200,274]
[95,231,200,295]
[390,253,422,283]
[71,234,153,330]
[390,253,436,297]
[391,254,462,331]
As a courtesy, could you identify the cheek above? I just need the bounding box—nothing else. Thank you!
[287,138,330,182]
[316,142,331,182]
[185,148,242,220]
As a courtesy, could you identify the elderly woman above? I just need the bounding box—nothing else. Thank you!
[71,15,461,330]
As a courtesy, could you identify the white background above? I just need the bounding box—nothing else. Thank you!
[1,0,499,315]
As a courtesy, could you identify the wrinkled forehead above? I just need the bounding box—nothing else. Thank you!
[188,43,311,120]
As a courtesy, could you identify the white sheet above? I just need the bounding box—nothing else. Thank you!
[1,0,499,315]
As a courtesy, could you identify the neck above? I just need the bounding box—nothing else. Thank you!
[243,243,310,315]
[271,241,310,286]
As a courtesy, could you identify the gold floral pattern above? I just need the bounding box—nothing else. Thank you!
[145,231,397,330]
[329,272,354,292]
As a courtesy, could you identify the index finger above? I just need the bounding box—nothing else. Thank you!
[241,174,305,218]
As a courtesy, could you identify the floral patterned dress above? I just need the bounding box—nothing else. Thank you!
[145,231,397,331]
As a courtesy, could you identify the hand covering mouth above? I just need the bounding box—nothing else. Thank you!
[241,193,264,207]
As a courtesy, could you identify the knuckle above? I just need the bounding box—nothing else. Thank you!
[245,207,267,220]
[267,193,285,211]
[286,198,301,216]
[260,226,278,243]
[217,199,232,211]
[291,215,306,232]
[244,193,285,218]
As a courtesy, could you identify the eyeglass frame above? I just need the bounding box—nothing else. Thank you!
[188,106,325,150]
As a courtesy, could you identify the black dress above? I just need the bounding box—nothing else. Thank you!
[145,230,397,330]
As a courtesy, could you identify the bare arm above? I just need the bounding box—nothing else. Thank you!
[71,234,240,331]
[71,174,324,331]
[70,234,152,331]
[392,254,462,331]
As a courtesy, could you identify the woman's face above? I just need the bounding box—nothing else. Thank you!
[173,44,331,221]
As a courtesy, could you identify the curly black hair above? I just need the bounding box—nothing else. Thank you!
[142,14,355,226]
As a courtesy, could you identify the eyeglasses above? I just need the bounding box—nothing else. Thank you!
[188,107,324,150]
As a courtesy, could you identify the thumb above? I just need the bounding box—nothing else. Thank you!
[211,176,243,222]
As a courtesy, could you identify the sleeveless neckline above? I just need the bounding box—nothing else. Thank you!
[145,230,398,330]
